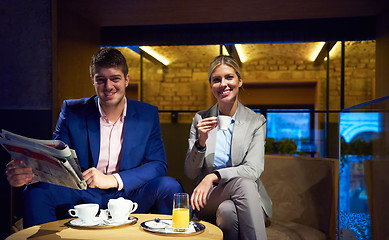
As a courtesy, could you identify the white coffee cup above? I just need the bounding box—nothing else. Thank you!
[108,197,138,223]
[218,115,232,131]
[68,203,99,224]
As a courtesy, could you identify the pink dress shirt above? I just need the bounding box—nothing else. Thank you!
[96,99,126,191]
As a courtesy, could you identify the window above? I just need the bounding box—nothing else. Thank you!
[250,105,315,154]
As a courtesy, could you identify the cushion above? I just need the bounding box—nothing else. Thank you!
[266,220,326,240]
[261,155,337,238]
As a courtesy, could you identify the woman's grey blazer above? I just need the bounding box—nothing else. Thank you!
[185,102,272,217]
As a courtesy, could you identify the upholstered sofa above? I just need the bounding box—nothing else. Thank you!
[262,155,338,240]
[9,152,339,240]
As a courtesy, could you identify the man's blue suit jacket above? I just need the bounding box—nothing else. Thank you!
[53,96,168,196]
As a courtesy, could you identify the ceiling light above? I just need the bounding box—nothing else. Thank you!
[329,42,341,59]
[313,41,337,65]
[235,44,247,63]
[309,42,325,62]
[139,46,170,65]
[222,45,229,56]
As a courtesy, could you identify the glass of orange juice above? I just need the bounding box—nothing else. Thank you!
[172,193,190,232]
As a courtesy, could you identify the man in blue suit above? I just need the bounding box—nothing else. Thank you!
[6,48,183,227]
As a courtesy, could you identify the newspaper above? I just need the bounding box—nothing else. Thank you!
[0,129,87,190]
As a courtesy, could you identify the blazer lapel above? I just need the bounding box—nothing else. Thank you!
[205,127,217,169]
[231,102,246,166]
[203,104,218,169]
[87,96,101,167]
[120,99,137,170]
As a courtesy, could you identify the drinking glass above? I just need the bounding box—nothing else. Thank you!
[172,193,190,231]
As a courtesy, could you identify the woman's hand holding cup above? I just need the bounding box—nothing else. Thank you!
[196,117,218,147]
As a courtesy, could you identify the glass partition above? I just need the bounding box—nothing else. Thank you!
[338,95,389,240]
[113,43,386,239]
[112,41,375,159]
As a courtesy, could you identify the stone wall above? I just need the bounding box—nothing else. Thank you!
[125,41,375,124]
[327,41,375,110]
[142,61,211,123]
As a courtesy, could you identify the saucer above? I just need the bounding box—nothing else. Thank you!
[144,219,171,229]
[69,217,102,227]
[141,219,205,235]
[103,218,137,226]
[67,216,138,229]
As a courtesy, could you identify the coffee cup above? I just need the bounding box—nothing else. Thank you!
[218,115,232,131]
[68,203,99,224]
[108,197,138,223]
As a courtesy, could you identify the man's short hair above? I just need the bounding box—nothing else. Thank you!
[90,48,129,77]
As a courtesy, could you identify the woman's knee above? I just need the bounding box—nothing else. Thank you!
[216,200,239,238]
[216,200,238,226]
[232,177,257,194]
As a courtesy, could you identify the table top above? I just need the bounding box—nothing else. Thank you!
[6,214,223,240]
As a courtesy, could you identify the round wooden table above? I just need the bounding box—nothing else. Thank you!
[6,214,223,240]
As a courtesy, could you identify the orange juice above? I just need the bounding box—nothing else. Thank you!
[172,208,190,229]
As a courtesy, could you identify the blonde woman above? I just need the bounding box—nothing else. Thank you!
[185,55,272,240]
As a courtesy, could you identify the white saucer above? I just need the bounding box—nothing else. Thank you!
[141,219,202,235]
[103,218,137,226]
[69,217,102,227]
[68,216,138,228]
[144,219,171,229]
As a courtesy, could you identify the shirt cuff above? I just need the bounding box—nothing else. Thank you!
[26,179,39,185]
[113,173,124,191]
[195,140,206,152]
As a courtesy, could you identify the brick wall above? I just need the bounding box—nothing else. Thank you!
[142,61,210,123]
[125,41,375,123]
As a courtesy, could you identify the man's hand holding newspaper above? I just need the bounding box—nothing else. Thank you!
[1,129,87,190]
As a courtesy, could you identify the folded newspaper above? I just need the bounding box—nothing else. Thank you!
[0,129,87,190]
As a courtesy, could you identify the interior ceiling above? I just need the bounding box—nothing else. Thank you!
[60,0,382,65]
[117,41,376,66]
[61,0,387,27]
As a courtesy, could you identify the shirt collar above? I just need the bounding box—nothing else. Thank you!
[98,98,127,123]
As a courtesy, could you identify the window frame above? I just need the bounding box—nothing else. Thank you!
[248,104,315,153]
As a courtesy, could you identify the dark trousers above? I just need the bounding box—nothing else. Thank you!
[23,176,183,228]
